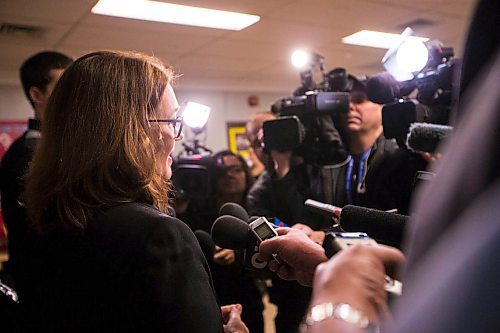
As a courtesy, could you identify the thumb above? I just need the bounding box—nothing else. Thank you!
[228,304,242,320]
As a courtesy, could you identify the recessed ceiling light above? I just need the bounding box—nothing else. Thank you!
[342,30,429,49]
[91,0,260,31]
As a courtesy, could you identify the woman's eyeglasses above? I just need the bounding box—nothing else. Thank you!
[148,116,183,139]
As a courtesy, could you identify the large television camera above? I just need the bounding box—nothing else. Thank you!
[366,40,456,151]
[266,67,357,165]
[171,153,214,201]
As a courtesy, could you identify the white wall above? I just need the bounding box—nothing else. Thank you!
[0,85,32,120]
[0,83,288,153]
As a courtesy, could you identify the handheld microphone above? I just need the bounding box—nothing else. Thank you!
[194,229,216,263]
[211,215,274,278]
[305,200,407,248]
[406,122,453,153]
[211,215,251,250]
[219,202,288,227]
[339,205,408,249]
[219,202,249,222]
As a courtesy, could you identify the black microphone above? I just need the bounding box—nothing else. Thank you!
[339,205,408,249]
[406,122,453,154]
[219,202,249,222]
[194,229,216,262]
[211,215,251,250]
[211,215,274,278]
[366,72,416,104]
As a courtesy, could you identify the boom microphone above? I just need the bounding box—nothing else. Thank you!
[219,202,249,222]
[211,215,251,250]
[339,205,408,249]
[407,122,453,153]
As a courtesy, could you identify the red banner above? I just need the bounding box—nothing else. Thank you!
[0,120,27,250]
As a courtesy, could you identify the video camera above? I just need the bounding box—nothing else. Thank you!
[266,66,357,165]
[172,149,247,201]
[171,153,214,201]
[367,39,456,150]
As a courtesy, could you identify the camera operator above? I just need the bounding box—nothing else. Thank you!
[333,76,399,209]
[245,111,277,179]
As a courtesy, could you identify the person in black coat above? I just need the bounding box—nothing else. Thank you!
[15,51,248,333]
[0,51,72,279]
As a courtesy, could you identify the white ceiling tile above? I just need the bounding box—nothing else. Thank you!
[60,24,212,56]
[0,0,478,92]
[0,0,95,24]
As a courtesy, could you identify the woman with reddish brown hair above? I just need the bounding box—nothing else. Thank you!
[16,51,247,333]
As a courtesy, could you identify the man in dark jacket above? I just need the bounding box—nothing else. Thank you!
[0,51,73,280]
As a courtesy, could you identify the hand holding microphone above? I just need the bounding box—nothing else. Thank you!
[258,228,328,287]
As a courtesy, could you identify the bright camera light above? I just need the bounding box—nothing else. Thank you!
[291,50,310,68]
[396,40,429,74]
[382,28,432,81]
[182,102,211,130]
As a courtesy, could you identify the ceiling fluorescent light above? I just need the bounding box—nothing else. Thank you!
[342,30,429,49]
[91,0,260,31]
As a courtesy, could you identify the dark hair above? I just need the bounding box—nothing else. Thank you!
[212,150,254,193]
[25,51,176,232]
[20,51,73,108]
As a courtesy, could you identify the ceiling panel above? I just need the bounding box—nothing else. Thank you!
[193,38,288,62]
[61,24,213,56]
[0,0,95,23]
[0,0,478,92]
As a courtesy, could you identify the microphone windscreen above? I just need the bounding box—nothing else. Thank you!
[211,215,251,250]
[407,123,453,153]
[366,72,400,104]
[219,202,249,222]
[340,205,408,248]
[194,230,216,261]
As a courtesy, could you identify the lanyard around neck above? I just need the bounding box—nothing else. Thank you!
[345,148,371,204]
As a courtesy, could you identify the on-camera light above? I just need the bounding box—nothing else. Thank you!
[291,50,310,69]
[182,102,211,131]
[382,28,432,81]
[396,40,429,74]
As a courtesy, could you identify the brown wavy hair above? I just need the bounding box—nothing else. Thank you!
[25,51,175,232]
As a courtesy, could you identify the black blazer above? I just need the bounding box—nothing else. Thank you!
[17,203,223,333]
